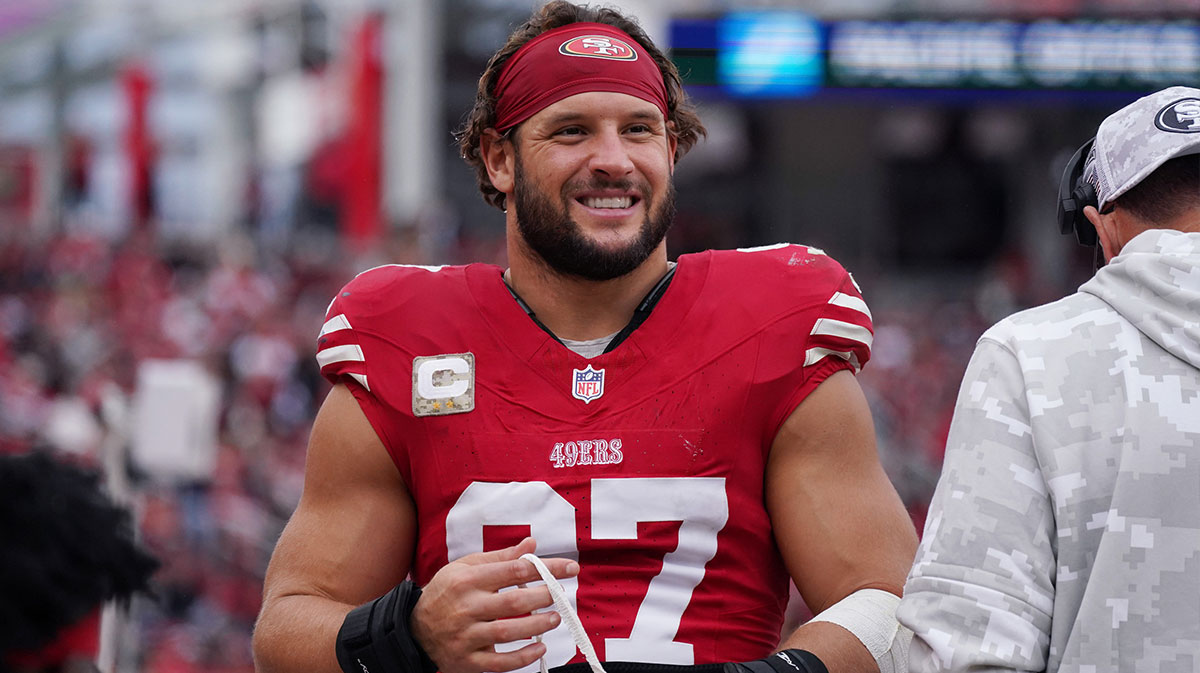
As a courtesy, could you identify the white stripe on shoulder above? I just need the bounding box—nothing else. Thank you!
[320,314,352,337]
[847,271,863,293]
[811,318,873,346]
[804,347,863,372]
[735,242,791,253]
[316,344,365,368]
[356,262,449,277]
[829,291,872,320]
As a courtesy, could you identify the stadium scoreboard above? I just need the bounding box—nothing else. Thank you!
[670,13,1200,98]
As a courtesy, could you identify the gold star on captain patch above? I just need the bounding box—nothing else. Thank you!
[446,400,455,408]
[432,402,441,410]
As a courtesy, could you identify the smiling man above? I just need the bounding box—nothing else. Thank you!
[503,91,675,282]
[252,4,917,673]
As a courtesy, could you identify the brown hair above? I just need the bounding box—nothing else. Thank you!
[455,1,706,211]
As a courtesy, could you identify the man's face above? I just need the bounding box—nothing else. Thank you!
[509,91,677,281]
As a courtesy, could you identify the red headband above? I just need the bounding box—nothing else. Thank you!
[493,23,669,132]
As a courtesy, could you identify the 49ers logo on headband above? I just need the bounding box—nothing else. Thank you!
[559,35,638,61]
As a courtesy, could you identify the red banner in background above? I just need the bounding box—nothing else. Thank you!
[0,146,36,223]
[343,13,384,248]
[122,62,154,229]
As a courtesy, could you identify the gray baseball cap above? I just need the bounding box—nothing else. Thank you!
[1084,85,1200,211]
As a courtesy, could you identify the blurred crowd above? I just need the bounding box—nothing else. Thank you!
[0,223,347,670]
[0,219,1056,670]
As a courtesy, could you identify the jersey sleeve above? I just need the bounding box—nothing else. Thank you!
[799,263,873,375]
[313,266,411,474]
[316,275,376,391]
[741,244,874,437]
[317,309,366,389]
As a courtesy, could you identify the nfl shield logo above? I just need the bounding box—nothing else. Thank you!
[572,365,606,404]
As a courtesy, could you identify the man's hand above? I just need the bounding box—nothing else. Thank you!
[411,537,581,673]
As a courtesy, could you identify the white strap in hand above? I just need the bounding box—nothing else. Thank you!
[520,553,607,673]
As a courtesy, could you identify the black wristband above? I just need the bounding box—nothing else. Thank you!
[722,650,828,673]
[336,580,438,673]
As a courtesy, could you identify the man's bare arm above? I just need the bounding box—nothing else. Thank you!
[766,370,919,671]
[253,383,418,672]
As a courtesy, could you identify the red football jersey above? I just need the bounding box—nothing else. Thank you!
[316,244,873,669]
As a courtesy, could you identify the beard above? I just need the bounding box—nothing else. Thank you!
[513,156,676,282]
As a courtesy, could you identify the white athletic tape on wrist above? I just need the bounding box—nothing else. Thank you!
[806,588,907,673]
[874,625,910,673]
[520,553,607,673]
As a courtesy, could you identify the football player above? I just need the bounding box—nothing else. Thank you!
[253,3,918,673]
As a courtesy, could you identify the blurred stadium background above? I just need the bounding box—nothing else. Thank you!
[0,0,1195,668]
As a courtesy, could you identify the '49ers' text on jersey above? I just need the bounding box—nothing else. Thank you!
[315,243,873,669]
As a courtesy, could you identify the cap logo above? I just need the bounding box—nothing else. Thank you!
[559,35,638,61]
[1154,98,1200,133]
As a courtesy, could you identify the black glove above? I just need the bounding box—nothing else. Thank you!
[335,580,438,673]
[723,650,828,673]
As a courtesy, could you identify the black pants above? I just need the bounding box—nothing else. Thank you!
[551,663,725,673]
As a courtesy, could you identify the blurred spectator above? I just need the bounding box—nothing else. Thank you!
[0,451,158,673]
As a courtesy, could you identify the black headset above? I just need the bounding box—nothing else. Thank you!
[1056,138,1099,247]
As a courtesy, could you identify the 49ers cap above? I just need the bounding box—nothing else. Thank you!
[1084,85,1200,210]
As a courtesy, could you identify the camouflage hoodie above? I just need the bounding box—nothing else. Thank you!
[899,229,1200,672]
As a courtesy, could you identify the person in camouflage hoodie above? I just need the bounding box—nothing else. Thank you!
[899,86,1200,672]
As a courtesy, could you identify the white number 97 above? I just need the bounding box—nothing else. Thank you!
[445,477,729,671]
